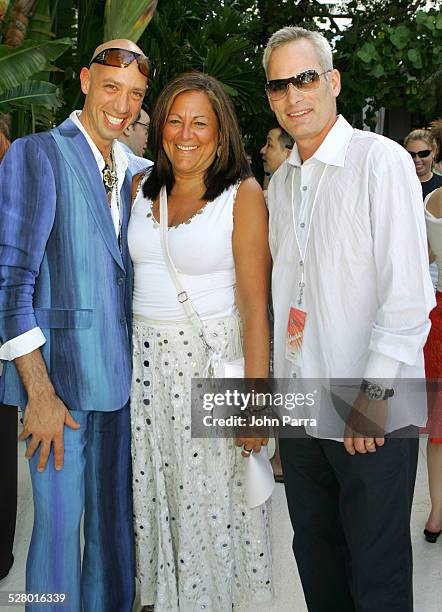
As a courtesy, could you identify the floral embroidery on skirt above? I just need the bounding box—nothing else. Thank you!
[131,315,273,611]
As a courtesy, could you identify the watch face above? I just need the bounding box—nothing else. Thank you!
[367,383,384,400]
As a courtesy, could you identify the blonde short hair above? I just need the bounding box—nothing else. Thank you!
[263,26,333,77]
[403,129,435,150]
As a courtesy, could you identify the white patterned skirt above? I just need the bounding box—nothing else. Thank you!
[131,314,273,612]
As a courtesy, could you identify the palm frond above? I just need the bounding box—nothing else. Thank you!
[0,37,71,93]
[0,79,61,111]
[104,0,157,42]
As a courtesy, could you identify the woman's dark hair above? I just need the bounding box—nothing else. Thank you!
[143,71,252,202]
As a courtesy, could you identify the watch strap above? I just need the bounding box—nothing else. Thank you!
[361,379,394,400]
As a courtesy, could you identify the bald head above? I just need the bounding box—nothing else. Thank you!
[79,38,149,158]
[90,39,145,63]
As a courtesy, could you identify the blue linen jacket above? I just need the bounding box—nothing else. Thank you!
[0,119,133,412]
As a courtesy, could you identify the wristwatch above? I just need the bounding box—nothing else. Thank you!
[245,393,268,415]
[360,379,394,401]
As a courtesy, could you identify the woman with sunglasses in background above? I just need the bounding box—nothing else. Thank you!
[420,120,442,548]
[404,129,442,199]
[405,127,442,545]
[128,71,272,612]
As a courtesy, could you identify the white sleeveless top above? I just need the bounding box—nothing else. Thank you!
[129,182,239,320]
[425,192,442,292]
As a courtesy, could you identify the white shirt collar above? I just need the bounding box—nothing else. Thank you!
[69,110,128,180]
[287,115,354,168]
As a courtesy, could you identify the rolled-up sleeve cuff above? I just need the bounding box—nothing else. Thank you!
[363,351,401,388]
[0,327,46,361]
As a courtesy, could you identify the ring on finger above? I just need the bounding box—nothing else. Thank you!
[243,446,253,456]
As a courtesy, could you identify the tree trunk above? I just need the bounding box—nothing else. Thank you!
[5,0,38,47]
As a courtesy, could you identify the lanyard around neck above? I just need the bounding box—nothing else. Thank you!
[290,163,328,306]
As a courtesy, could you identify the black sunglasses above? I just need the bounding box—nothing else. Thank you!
[407,149,432,159]
[265,69,332,100]
[89,48,155,80]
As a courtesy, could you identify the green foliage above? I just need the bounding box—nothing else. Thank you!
[0,0,73,136]
[0,80,61,110]
[356,42,379,64]
[0,38,70,93]
[52,0,103,119]
[104,0,157,42]
[18,0,63,132]
[3,0,442,153]
[137,0,442,174]
[336,7,442,127]
[139,0,272,171]
[0,36,70,137]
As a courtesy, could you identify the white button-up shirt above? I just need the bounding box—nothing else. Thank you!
[0,111,128,361]
[118,141,153,175]
[268,115,436,438]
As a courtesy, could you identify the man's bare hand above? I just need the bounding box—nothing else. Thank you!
[14,349,80,472]
[344,393,387,455]
[19,391,80,472]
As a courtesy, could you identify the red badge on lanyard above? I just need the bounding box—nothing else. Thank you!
[286,306,307,364]
[285,164,327,366]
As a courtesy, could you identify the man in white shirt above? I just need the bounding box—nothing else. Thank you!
[264,26,435,611]
[0,40,151,611]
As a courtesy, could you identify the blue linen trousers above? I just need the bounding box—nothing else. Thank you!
[26,405,134,612]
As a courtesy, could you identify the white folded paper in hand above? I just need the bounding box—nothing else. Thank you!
[220,357,245,378]
[215,354,273,506]
[244,446,275,508]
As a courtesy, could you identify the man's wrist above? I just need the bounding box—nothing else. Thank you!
[26,384,57,404]
[360,379,394,401]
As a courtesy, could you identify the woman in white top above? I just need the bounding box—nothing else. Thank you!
[128,72,272,611]
[423,187,442,543]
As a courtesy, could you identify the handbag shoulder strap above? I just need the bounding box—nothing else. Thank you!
[158,186,210,345]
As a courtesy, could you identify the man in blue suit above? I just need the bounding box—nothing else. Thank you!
[0,39,152,611]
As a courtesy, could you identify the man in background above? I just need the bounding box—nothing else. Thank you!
[118,106,153,174]
[261,125,293,196]
[261,125,293,178]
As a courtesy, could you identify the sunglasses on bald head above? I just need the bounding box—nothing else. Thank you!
[89,48,155,80]
[265,68,332,101]
[407,149,432,159]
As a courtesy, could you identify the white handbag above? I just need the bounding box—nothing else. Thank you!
[158,185,244,378]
